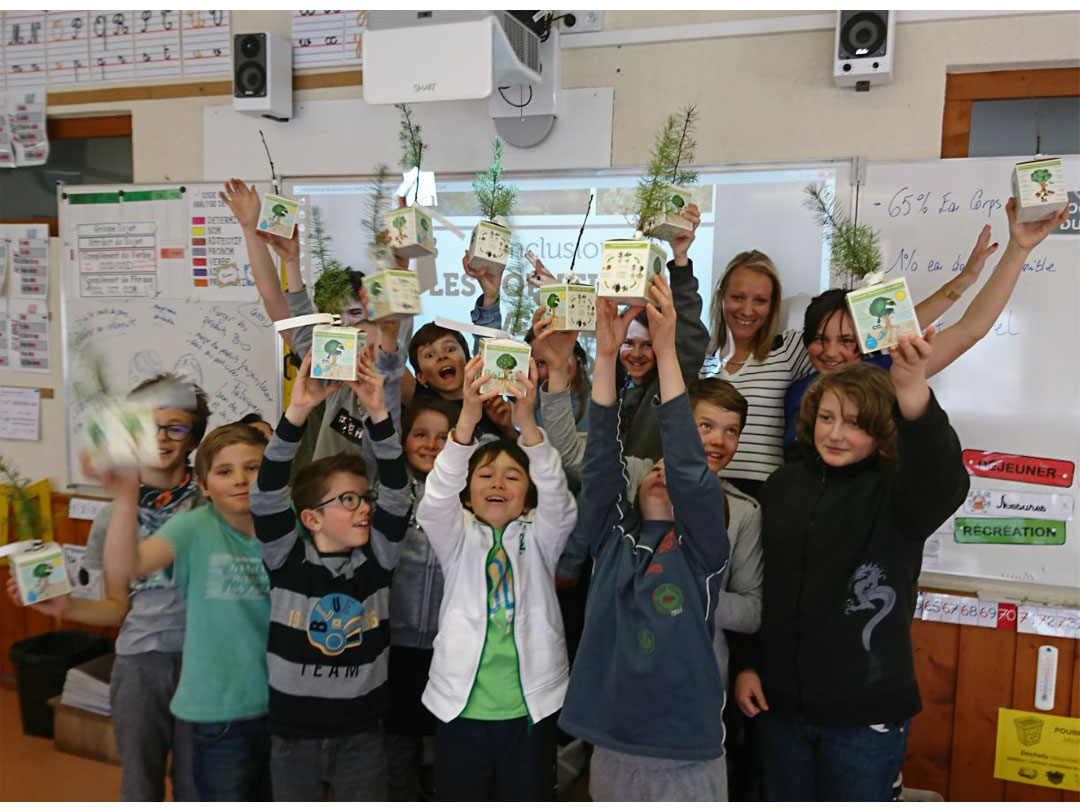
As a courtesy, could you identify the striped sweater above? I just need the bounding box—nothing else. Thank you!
[699,330,813,482]
[249,413,411,739]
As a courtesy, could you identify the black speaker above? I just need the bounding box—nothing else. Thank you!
[233,33,267,98]
[232,33,291,120]
[837,11,889,60]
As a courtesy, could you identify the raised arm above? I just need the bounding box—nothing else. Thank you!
[668,203,710,381]
[925,198,1068,377]
[532,308,587,479]
[914,224,998,327]
[415,355,491,562]
[465,251,504,354]
[221,179,303,345]
[101,478,176,583]
[648,274,729,573]
[888,329,969,538]
[252,350,343,569]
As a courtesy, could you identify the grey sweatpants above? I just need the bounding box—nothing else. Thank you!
[270,730,388,801]
[589,746,728,801]
[109,651,198,801]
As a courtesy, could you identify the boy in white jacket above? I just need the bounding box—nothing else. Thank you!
[417,353,577,801]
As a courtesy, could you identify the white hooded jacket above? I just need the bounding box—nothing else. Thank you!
[417,430,577,724]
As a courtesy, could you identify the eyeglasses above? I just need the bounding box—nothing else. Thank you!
[157,424,192,441]
[313,491,377,512]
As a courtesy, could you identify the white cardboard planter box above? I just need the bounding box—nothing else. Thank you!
[538,283,597,331]
[647,185,694,242]
[598,239,668,305]
[383,206,436,258]
[467,220,512,273]
[311,325,366,381]
[11,542,71,605]
[480,339,532,395]
[845,277,920,355]
[364,269,422,321]
[1012,158,1067,223]
[256,193,300,239]
[82,402,159,471]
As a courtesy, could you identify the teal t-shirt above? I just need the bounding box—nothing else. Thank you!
[460,527,528,720]
[157,505,271,723]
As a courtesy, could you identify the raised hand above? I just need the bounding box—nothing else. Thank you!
[954,224,999,289]
[1006,196,1068,252]
[462,251,503,306]
[346,353,388,420]
[669,202,701,266]
[80,450,139,496]
[644,273,677,357]
[595,297,643,359]
[286,350,343,425]
[458,355,500,442]
[256,230,300,263]
[890,326,935,420]
[531,307,579,364]
[524,250,558,288]
[219,178,260,230]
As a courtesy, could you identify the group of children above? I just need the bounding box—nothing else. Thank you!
[8,179,1068,802]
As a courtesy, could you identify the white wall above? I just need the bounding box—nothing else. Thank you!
[2,10,1078,496]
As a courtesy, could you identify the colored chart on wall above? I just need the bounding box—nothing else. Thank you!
[58,183,280,487]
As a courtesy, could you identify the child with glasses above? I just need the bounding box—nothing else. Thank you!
[8,373,209,801]
[249,349,412,801]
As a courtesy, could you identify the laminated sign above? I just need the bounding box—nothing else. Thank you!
[995,708,1080,790]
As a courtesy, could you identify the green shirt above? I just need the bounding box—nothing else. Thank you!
[157,505,271,723]
[460,527,528,720]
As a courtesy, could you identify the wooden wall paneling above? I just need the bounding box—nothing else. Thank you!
[940,100,972,159]
[947,624,1016,800]
[0,565,27,681]
[1067,653,1080,803]
[904,619,961,796]
[1004,634,1077,801]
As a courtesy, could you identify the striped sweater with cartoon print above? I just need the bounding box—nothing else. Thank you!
[249,413,411,739]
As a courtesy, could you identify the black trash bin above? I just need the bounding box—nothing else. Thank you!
[9,631,113,738]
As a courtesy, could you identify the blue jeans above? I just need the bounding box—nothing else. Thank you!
[270,730,388,801]
[192,716,272,801]
[757,713,909,801]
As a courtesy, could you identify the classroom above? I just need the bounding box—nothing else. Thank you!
[0,5,1077,803]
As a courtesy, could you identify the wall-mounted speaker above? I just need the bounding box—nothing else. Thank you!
[833,11,895,90]
[233,32,292,121]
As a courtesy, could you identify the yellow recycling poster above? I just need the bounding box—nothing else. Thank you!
[995,707,1080,790]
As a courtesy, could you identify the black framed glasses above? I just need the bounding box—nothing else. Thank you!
[313,491,377,512]
[157,424,192,441]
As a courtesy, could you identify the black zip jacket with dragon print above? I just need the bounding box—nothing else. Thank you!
[735,390,967,725]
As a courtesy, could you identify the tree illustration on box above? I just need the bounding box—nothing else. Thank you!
[393,214,407,239]
[369,280,383,297]
[495,353,517,379]
[322,339,345,373]
[1031,168,1052,201]
[546,292,560,311]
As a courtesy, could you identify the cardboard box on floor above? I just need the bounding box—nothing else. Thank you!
[47,697,121,766]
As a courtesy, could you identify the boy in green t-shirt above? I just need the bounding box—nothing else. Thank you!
[102,422,272,801]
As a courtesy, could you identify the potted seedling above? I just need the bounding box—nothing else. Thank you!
[467,137,516,274]
[0,457,69,604]
[600,107,700,304]
[1012,157,1066,222]
[365,161,422,321]
[538,194,597,331]
[804,182,883,288]
[383,104,437,258]
[642,104,699,242]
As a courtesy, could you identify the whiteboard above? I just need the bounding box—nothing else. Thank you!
[59,183,281,487]
[285,159,853,333]
[858,156,1079,589]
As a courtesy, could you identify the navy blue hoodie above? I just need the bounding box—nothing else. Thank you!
[558,392,730,760]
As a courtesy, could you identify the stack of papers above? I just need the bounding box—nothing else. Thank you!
[60,652,114,716]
